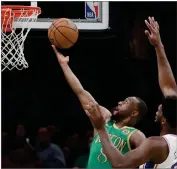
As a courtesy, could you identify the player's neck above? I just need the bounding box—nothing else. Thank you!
[115,119,132,128]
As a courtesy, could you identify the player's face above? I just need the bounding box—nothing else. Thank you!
[112,97,138,119]
[155,104,163,123]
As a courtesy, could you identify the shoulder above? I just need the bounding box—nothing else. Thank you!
[132,137,163,153]
[143,136,168,152]
[143,136,169,162]
[99,106,112,121]
[131,130,146,139]
[129,130,146,148]
[147,136,169,147]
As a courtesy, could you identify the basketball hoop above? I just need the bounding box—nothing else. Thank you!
[1,5,41,71]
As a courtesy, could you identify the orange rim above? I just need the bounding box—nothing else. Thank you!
[1,5,41,18]
[1,5,41,32]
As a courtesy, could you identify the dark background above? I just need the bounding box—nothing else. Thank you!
[2,2,177,138]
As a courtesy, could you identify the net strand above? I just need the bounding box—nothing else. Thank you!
[1,7,41,71]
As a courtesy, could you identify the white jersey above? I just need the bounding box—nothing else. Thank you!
[140,134,177,169]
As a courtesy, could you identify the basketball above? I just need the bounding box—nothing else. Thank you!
[48,18,79,49]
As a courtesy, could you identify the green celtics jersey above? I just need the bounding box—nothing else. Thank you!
[87,120,137,168]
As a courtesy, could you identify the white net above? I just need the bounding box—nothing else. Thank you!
[1,6,41,71]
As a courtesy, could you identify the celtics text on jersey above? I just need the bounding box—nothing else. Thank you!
[87,120,137,168]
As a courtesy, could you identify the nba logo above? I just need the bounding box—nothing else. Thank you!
[85,1,99,19]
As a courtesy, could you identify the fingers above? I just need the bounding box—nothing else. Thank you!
[149,17,156,30]
[90,102,100,115]
[149,16,154,26]
[91,102,97,111]
[85,104,92,113]
[145,19,155,33]
[85,102,99,115]
[85,110,92,118]
[85,106,95,121]
[145,16,159,33]
[85,104,95,118]
[152,17,156,24]
[155,21,159,30]
[51,45,64,57]
[151,17,159,30]
[66,56,69,60]
[95,103,101,112]
[51,45,58,54]
[51,45,63,56]
[144,30,150,37]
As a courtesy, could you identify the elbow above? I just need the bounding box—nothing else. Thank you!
[112,164,121,168]
[112,163,126,168]
[163,88,177,98]
[109,159,126,168]
[112,162,135,168]
[110,157,130,168]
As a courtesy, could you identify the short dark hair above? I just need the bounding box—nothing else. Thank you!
[162,96,177,128]
[136,97,148,120]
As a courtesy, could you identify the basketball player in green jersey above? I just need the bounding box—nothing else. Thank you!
[85,17,177,168]
[52,45,147,168]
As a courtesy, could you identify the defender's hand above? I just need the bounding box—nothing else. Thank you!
[145,17,162,47]
[85,102,106,130]
[52,45,69,64]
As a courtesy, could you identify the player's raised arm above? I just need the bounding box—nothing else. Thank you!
[51,45,96,109]
[51,45,111,122]
[145,17,177,97]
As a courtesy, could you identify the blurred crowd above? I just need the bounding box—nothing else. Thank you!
[2,124,93,168]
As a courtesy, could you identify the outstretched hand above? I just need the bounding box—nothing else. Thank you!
[145,17,162,47]
[85,102,106,130]
[51,45,69,64]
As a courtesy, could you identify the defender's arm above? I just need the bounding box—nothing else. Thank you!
[98,128,164,168]
[145,17,177,97]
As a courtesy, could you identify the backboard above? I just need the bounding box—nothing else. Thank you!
[2,1,109,30]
